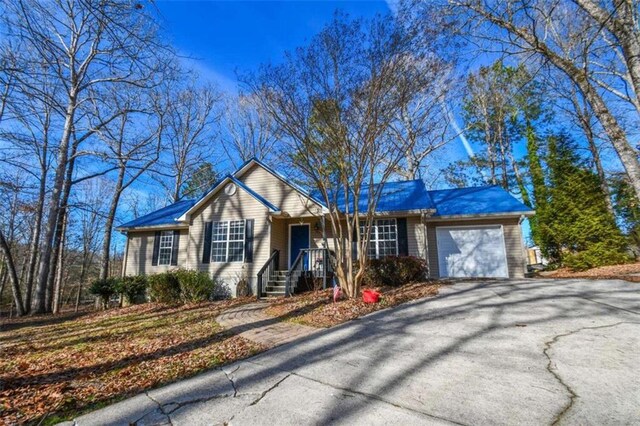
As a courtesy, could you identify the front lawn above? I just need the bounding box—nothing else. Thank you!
[265,282,443,328]
[0,298,261,425]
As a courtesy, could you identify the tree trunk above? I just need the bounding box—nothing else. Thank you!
[52,211,68,314]
[0,259,7,314]
[0,230,25,316]
[34,100,76,314]
[24,165,48,314]
[46,135,79,312]
[575,0,640,116]
[100,167,125,280]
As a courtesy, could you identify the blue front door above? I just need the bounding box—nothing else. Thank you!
[290,224,310,267]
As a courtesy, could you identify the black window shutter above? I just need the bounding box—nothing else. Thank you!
[244,219,254,263]
[171,230,180,266]
[397,218,409,256]
[202,222,213,264]
[152,231,161,266]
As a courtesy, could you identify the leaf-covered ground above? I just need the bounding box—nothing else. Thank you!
[265,282,444,328]
[540,261,640,282]
[0,299,262,425]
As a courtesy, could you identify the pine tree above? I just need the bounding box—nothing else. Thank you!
[542,134,629,270]
[611,174,640,248]
[525,121,546,246]
[182,162,219,199]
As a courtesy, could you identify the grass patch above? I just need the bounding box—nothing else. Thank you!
[265,281,444,328]
[0,298,262,425]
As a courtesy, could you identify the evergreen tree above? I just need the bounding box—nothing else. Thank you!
[525,122,546,246]
[182,162,219,199]
[541,134,629,270]
[611,174,640,249]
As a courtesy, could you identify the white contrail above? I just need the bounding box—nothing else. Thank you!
[448,111,475,159]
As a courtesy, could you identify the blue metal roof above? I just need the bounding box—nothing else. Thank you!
[428,185,533,217]
[323,179,436,213]
[118,161,533,231]
[117,199,196,229]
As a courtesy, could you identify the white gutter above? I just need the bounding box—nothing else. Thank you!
[115,223,189,233]
[425,211,535,221]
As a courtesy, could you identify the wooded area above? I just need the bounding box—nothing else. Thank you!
[1,0,639,316]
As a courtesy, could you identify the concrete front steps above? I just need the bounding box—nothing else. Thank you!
[265,270,288,297]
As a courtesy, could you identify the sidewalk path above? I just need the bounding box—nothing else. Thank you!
[216,302,318,347]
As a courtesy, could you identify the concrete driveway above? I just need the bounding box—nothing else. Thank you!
[69,279,640,425]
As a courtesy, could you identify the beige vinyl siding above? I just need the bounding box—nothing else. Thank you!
[238,163,321,217]
[270,218,288,270]
[124,229,188,276]
[407,216,427,258]
[187,182,271,294]
[425,217,526,279]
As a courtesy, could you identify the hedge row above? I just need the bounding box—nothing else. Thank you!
[89,269,225,308]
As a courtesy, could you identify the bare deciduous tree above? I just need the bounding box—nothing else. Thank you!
[250,14,436,297]
[155,82,221,202]
[445,0,640,200]
[2,0,171,313]
[221,93,281,168]
[96,90,164,280]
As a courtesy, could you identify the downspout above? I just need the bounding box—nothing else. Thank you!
[519,214,528,278]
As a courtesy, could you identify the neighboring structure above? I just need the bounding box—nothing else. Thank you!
[117,158,534,296]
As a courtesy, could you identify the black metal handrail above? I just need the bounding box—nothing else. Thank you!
[257,249,279,299]
[285,248,332,297]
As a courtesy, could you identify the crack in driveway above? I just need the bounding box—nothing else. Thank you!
[290,371,468,426]
[249,373,292,406]
[543,321,638,425]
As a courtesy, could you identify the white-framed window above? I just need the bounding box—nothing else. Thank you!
[158,231,174,265]
[361,219,398,259]
[211,220,245,262]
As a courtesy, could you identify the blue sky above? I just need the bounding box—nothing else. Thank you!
[156,1,394,93]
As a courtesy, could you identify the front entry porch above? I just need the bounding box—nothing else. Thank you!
[256,217,333,298]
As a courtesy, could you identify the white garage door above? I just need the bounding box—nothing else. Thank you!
[436,225,509,278]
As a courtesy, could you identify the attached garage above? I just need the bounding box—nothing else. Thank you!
[436,225,509,278]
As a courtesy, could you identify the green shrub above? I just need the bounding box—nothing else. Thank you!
[89,277,118,309]
[365,256,428,287]
[174,269,216,303]
[563,243,632,271]
[147,271,181,303]
[115,275,148,305]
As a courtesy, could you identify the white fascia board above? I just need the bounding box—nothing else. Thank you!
[425,211,535,222]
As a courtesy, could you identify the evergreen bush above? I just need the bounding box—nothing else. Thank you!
[365,256,428,287]
[89,277,118,309]
[115,275,148,305]
[147,271,181,303]
[174,269,217,303]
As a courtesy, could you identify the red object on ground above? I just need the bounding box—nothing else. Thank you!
[362,289,381,304]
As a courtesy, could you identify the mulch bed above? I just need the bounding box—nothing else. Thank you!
[0,298,262,425]
[539,262,640,283]
[265,281,444,328]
